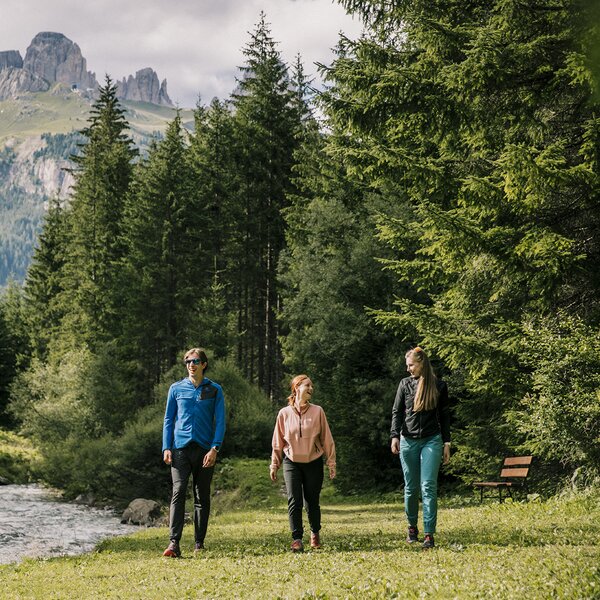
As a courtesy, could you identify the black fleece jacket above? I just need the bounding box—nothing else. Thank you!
[390,376,451,443]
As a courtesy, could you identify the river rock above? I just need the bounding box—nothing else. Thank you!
[74,492,96,505]
[121,498,162,525]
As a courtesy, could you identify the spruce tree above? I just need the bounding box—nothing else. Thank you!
[16,77,139,436]
[23,196,68,360]
[0,299,17,425]
[187,98,240,358]
[121,113,195,395]
[58,76,137,349]
[281,133,408,490]
[231,13,299,398]
[324,0,600,478]
[0,283,29,426]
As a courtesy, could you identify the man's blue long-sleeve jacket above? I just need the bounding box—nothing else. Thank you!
[162,377,226,452]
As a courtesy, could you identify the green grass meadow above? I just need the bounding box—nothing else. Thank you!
[1,469,599,599]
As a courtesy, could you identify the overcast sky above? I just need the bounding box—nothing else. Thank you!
[1,0,363,108]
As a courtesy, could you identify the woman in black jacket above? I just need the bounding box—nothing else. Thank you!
[390,347,451,549]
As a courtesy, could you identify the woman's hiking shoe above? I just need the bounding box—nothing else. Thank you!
[194,542,205,554]
[310,532,322,549]
[290,539,304,552]
[162,540,181,558]
[422,534,435,549]
[406,525,419,544]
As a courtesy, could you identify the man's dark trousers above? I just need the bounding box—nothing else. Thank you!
[168,442,215,544]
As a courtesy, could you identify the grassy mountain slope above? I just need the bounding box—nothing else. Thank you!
[0,83,194,142]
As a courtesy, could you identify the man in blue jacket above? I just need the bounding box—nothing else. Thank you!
[162,347,226,557]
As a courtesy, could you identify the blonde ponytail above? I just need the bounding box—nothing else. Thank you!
[406,347,439,412]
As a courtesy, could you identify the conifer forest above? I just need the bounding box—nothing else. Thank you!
[1,3,600,503]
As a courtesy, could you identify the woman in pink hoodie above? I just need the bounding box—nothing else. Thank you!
[270,374,336,552]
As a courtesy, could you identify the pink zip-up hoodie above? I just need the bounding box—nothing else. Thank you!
[270,403,336,471]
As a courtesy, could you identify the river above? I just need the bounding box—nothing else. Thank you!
[0,484,139,564]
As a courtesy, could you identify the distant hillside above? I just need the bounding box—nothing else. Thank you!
[0,86,194,288]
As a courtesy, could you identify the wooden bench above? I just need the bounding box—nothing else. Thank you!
[473,456,533,503]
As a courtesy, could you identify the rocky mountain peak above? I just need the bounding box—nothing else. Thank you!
[0,32,173,106]
[23,31,98,91]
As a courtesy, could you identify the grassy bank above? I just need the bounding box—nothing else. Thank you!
[1,461,598,599]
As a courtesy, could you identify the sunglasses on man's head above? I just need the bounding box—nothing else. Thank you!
[185,358,202,365]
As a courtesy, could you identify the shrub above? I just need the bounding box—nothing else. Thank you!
[31,357,275,504]
[0,429,39,483]
[208,360,275,458]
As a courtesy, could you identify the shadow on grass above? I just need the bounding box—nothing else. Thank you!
[96,527,411,558]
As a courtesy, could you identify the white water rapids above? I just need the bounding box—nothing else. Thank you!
[0,484,139,564]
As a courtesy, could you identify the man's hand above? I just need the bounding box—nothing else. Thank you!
[163,449,172,465]
[329,466,336,480]
[390,438,400,455]
[203,447,218,468]
[269,467,278,481]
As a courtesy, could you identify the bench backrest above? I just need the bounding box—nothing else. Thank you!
[500,455,533,480]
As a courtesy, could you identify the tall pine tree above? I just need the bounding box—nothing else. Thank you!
[58,76,137,350]
[231,13,300,398]
[280,123,409,491]
[188,98,240,358]
[23,196,68,361]
[121,113,197,398]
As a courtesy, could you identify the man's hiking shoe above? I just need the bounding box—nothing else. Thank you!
[194,542,205,554]
[162,540,181,558]
[310,532,322,549]
[422,534,435,549]
[290,539,304,552]
[406,525,419,544]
